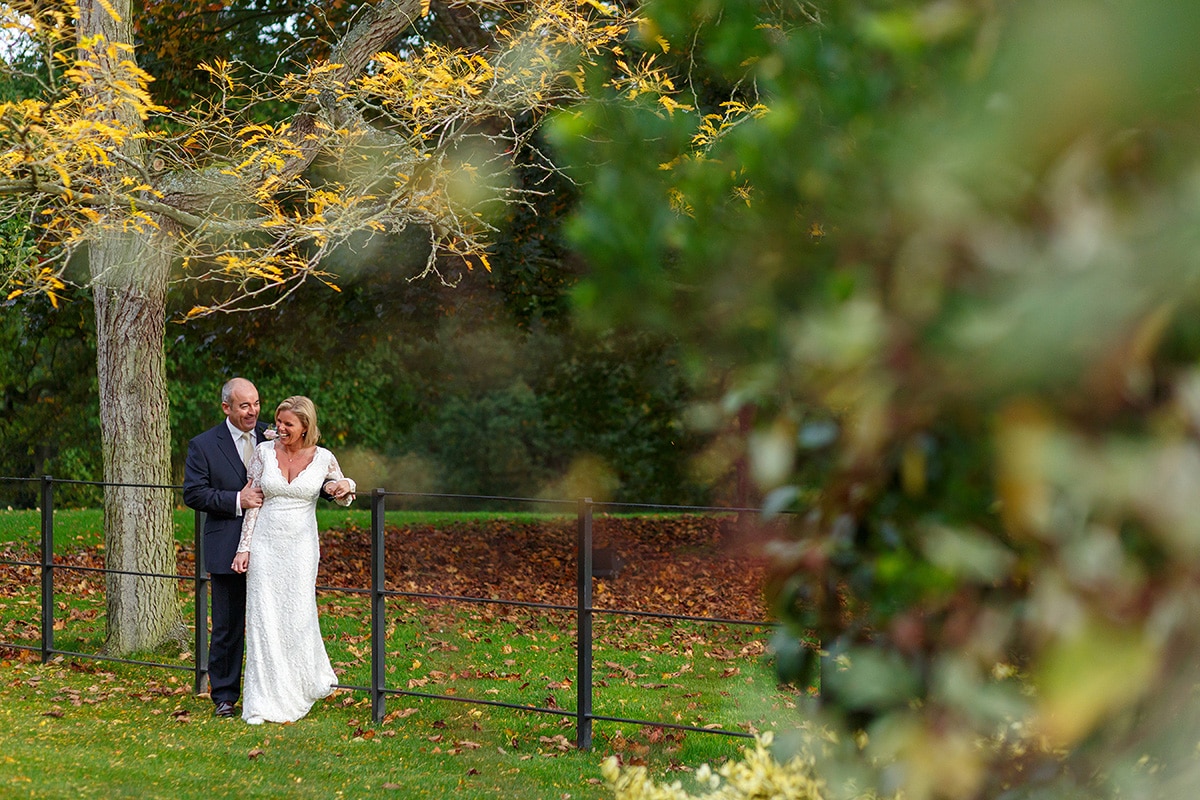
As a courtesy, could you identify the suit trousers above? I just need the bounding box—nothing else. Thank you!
[209,572,247,705]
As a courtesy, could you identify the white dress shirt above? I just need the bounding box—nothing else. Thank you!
[225,419,255,516]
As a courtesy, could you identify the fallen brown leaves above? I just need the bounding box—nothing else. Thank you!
[318,514,773,622]
[604,725,689,767]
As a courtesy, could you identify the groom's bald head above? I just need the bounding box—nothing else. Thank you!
[221,378,260,432]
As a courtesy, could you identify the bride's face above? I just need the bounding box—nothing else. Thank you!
[275,410,306,446]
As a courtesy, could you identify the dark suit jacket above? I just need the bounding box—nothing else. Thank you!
[183,421,266,576]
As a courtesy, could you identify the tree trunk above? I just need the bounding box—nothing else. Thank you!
[76,0,181,654]
[69,0,423,653]
[91,231,181,654]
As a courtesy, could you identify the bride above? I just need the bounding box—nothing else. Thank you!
[231,395,356,725]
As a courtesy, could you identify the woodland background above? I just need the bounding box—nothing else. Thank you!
[0,243,714,509]
[0,1,725,511]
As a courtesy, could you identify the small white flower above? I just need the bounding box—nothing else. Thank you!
[263,427,278,440]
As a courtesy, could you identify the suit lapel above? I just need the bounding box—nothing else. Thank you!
[215,425,247,481]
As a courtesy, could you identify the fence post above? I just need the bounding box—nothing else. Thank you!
[194,510,209,695]
[39,475,54,663]
[371,488,387,724]
[575,497,594,750]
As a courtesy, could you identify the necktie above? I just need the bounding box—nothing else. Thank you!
[241,431,254,468]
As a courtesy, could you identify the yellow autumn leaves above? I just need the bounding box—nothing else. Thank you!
[0,0,703,313]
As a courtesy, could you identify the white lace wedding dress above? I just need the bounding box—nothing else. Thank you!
[236,442,354,724]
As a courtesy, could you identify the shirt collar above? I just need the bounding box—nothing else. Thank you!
[225,418,252,442]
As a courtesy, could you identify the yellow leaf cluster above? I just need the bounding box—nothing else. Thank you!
[70,37,169,121]
[4,264,68,308]
[359,47,496,127]
[215,251,308,285]
[692,101,770,150]
[0,22,169,254]
[278,61,348,102]
[655,101,774,211]
[613,53,686,105]
[0,0,678,315]
[197,60,237,92]
[0,1,75,48]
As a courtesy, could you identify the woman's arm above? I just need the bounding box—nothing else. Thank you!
[323,452,356,507]
[231,445,267,572]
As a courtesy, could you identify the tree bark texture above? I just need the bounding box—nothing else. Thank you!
[79,0,180,653]
[91,233,179,654]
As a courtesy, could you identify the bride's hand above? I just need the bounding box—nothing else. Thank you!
[327,479,355,500]
[231,552,250,573]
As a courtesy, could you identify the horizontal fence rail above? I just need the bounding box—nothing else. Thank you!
[0,474,783,749]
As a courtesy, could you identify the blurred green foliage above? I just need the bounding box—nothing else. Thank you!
[0,212,100,506]
[0,288,102,508]
[552,0,1200,797]
[0,257,710,508]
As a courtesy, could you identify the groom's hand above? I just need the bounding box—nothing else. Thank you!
[239,481,263,509]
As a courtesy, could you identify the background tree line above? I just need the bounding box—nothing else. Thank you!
[0,0,730,511]
[0,232,717,509]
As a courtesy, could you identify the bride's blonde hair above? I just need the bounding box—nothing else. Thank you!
[275,395,320,447]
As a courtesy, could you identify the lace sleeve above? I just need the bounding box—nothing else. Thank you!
[325,451,356,507]
[236,444,268,553]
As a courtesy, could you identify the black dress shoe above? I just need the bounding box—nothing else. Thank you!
[214,701,237,717]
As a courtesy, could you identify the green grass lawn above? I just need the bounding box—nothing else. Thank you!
[0,596,790,799]
[0,508,799,799]
[2,653,711,800]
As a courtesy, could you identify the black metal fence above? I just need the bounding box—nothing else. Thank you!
[0,475,779,750]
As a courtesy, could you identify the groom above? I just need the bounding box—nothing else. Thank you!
[183,377,265,717]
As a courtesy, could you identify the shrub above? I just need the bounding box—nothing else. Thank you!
[602,732,880,800]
